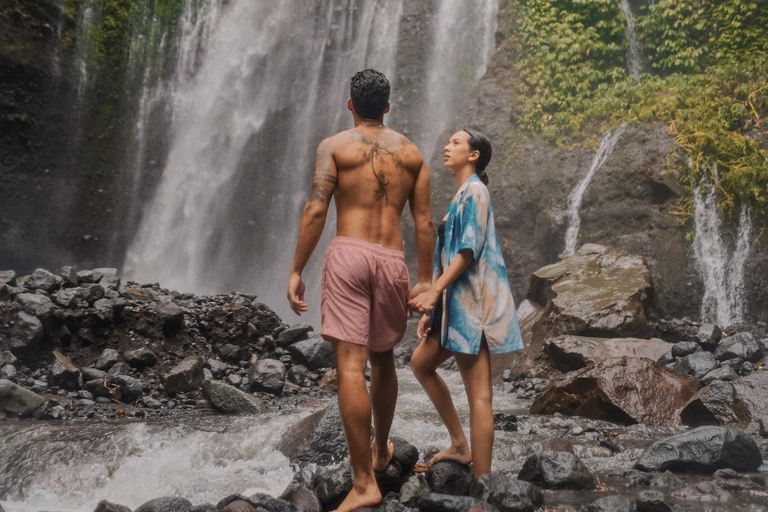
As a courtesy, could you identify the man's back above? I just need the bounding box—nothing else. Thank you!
[325,125,424,251]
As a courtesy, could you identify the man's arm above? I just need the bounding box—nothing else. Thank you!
[287,138,337,315]
[409,158,435,298]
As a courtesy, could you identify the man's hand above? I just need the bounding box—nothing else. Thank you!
[410,281,432,301]
[416,314,431,339]
[408,287,440,315]
[287,273,307,315]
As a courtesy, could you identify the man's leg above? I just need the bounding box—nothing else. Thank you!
[331,339,381,512]
[368,347,397,471]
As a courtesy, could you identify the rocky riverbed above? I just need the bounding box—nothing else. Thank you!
[2,249,768,511]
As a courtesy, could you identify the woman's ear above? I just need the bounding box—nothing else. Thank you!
[468,149,480,163]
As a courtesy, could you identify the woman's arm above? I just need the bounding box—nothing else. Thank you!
[408,248,473,314]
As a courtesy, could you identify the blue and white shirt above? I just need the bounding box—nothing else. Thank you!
[432,174,523,355]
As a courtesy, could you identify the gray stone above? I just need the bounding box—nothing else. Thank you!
[314,463,354,510]
[287,364,308,387]
[9,311,43,355]
[15,293,55,319]
[584,496,633,512]
[202,380,266,414]
[715,332,763,362]
[54,289,77,308]
[279,470,322,512]
[0,270,17,285]
[392,436,419,475]
[0,351,17,368]
[671,341,698,358]
[248,359,286,395]
[107,361,132,376]
[636,490,681,512]
[0,365,16,381]
[95,268,120,290]
[77,269,98,283]
[27,268,58,292]
[277,403,347,465]
[634,426,762,473]
[676,351,717,379]
[276,324,313,347]
[518,451,595,489]
[95,349,120,370]
[113,374,144,403]
[48,351,83,391]
[125,348,158,368]
[57,266,78,286]
[417,493,500,512]
[94,500,132,512]
[400,474,431,508]
[544,335,672,373]
[426,461,473,495]
[701,365,738,385]
[287,335,336,370]
[217,343,243,363]
[732,369,768,436]
[657,351,674,366]
[163,356,204,393]
[93,298,114,321]
[155,296,185,332]
[696,323,721,350]
[469,472,543,512]
[680,380,750,428]
[134,497,193,512]
[0,379,45,416]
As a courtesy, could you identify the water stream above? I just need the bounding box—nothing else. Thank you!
[619,0,644,79]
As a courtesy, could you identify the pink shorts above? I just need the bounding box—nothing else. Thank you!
[321,236,410,352]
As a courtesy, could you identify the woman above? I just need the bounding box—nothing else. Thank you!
[408,128,523,478]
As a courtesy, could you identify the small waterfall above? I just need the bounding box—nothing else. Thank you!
[619,0,644,79]
[692,171,753,325]
[561,124,627,257]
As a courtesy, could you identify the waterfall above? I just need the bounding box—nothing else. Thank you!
[692,171,753,325]
[619,0,644,78]
[123,0,498,327]
[561,124,627,257]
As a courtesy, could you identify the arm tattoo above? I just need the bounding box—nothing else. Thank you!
[308,172,337,204]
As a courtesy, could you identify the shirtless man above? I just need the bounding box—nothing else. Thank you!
[287,69,434,512]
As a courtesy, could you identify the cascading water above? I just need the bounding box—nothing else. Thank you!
[561,124,627,257]
[692,169,753,325]
[619,0,644,79]
[123,0,498,327]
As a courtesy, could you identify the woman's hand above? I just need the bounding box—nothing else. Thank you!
[416,314,431,339]
[408,287,440,314]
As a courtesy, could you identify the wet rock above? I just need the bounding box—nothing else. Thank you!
[14,293,54,319]
[392,436,419,475]
[425,461,474,495]
[0,365,16,381]
[376,458,405,494]
[9,311,43,356]
[526,244,656,338]
[287,364,308,387]
[696,324,721,350]
[583,496,632,512]
[518,451,595,489]
[125,348,158,368]
[93,298,114,322]
[278,403,347,465]
[27,268,58,292]
[113,374,143,403]
[0,270,17,285]
[314,463,354,510]
[417,493,500,512]
[276,324,313,347]
[95,268,120,290]
[287,335,335,370]
[190,506,216,512]
[675,351,717,379]
[400,474,431,508]
[279,468,322,512]
[163,356,204,393]
[108,362,132,377]
[700,365,738,385]
[216,343,243,363]
[531,357,701,425]
[54,289,77,308]
[95,349,120,370]
[155,296,185,333]
[715,332,763,362]
[670,341,698,358]
[248,359,286,395]
[680,380,750,428]
[731,369,768,436]
[94,500,132,512]
[84,378,111,399]
[202,380,266,414]
[48,351,83,391]
[545,335,671,372]
[469,472,543,512]
[636,491,680,512]
[318,368,338,390]
[657,351,674,366]
[0,351,17,368]
[0,379,45,416]
[634,426,762,473]
[134,497,193,512]
[57,266,78,286]
[494,413,518,432]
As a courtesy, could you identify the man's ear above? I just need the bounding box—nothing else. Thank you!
[347,98,354,112]
[383,102,390,114]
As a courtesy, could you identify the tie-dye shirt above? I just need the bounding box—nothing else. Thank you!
[432,174,523,355]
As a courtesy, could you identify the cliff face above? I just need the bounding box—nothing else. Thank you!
[426,0,768,323]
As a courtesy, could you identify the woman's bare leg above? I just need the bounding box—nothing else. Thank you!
[410,333,471,465]
[455,338,493,478]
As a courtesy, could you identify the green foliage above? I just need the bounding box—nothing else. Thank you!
[515,0,768,219]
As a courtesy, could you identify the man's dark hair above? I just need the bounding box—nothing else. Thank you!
[350,69,390,119]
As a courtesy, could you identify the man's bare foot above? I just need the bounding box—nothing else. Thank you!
[372,439,395,472]
[331,483,382,512]
[429,444,472,466]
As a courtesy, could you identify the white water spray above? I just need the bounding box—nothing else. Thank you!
[619,0,644,79]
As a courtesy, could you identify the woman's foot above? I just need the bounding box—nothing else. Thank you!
[372,438,395,472]
[429,443,472,466]
[331,483,382,512]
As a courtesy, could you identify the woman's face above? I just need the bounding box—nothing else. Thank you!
[443,131,477,170]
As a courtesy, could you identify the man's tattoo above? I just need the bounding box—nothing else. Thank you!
[308,173,337,203]
[370,142,393,203]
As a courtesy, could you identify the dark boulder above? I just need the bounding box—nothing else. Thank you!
[95,348,120,370]
[57,266,78,286]
[287,335,335,370]
[531,357,701,425]
[94,500,132,512]
[48,351,83,391]
[675,351,717,379]
[679,380,750,428]
[248,359,286,395]
[276,324,313,347]
[583,496,633,512]
[544,335,671,373]
[279,468,322,512]
[133,497,193,512]
[314,463,354,510]
[696,323,721,350]
[700,365,738,385]
[113,374,144,403]
[425,461,473,495]
[715,332,763,362]
[670,342,698,358]
[155,296,185,333]
[634,426,762,473]
[731,369,768,436]
[636,490,682,512]
[202,380,266,414]
[518,451,595,489]
[125,348,158,368]
[468,472,543,512]
[163,356,204,393]
[9,311,43,356]
[399,474,431,508]
[26,268,58,292]
[0,379,45,416]
[392,436,419,475]
[417,493,499,512]
[14,293,54,319]
[277,403,347,464]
